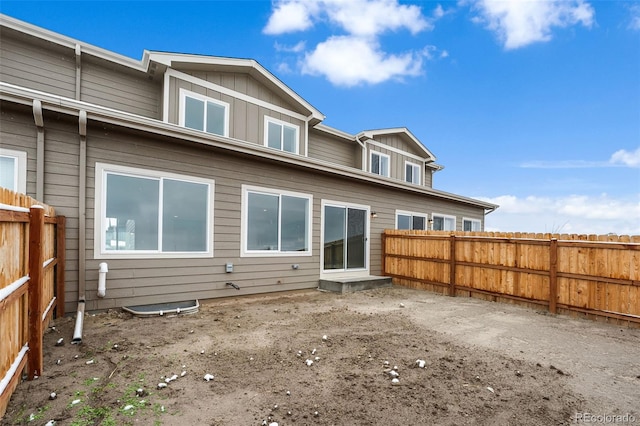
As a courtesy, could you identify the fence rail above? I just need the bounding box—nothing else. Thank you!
[0,188,65,418]
[383,230,640,327]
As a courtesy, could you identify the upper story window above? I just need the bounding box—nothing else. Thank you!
[396,210,427,230]
[95,163,214,259]
[370,150,390,177]
[264,117,299,154]
[463,218,481,231]
[179,89,229,137]
[432,213,456,231]
[0,148,27,193]
[405,162,421,185]
[242,185,312,256]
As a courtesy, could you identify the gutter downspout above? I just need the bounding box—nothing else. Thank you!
[355,132,366,172]
[32,100,44,200]
[72,110,88,344]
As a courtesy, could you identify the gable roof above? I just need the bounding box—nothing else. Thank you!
[358,128,436,162]
[147,52,324,124]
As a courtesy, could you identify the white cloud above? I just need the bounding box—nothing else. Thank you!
[520,147,640,169]
[629,4,640,31]
[263,1,318,34]
[478,194,640,235]
[471,0,595,49]
[302,36,423,86]
[264,0,439,86]
[274,41,307,53]
[610,147,640,167]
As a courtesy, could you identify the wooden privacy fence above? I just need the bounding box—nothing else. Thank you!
[0,188,66,418]
[383,230,640,327]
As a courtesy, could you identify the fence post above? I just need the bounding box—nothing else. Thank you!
[449,234,456,297]
[549,238,558,314]
[28,205,45,379]
[55,216,66,317]
[381,232,387,276]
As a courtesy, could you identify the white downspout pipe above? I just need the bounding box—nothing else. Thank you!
[97,262,108,298]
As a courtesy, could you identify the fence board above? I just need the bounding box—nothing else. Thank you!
[0,188,65,418]
[384,230,640,327]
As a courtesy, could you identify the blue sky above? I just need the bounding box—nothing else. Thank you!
[2,0,639,235]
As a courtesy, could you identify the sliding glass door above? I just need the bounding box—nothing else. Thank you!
[323,203,368,272]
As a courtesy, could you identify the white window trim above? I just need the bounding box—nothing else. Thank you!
[320,199,370,277]
[263,116,300,155]
[404,161,421,185]
[241,184,312,257]
[179,88,230,137]
[432,212,457,231]
[0,148,27,193]
[395,210,428,230]
[463,217,482,232]
[369,150,390,177]
[94,162,215,259]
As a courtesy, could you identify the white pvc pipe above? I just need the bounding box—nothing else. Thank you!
[97,262,108,298]
[71,301,85,344]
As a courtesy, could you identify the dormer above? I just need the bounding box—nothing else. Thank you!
[357,128,442,188]
[148,52,324,156]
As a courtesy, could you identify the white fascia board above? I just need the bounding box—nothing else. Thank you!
[361,127,436,162]
[313,123,356,142]
[0,82,498,212]
[0,14,149,72]
[147,52,325,122]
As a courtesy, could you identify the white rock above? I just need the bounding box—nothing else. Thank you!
[315,357,320,361]
[180,371,187,377]
[123,404,134,411]
[305,359,314,366]
[85,359,94,365]
[204,373,215,382]
[286,390,291,396]
[388,370,399,378]
[159,310,163,316]
[44,421,56,426]
[416,359,426,368]
[311,348,316,355]
[71,399,81,405]
[487,386,495,393]
[322,335,328,341]
[400,303,405,308]
[383,361,389,366]
[49,392,57,400]
[391,378,400,385]
[157,383,167,389]
[269,422,279,426]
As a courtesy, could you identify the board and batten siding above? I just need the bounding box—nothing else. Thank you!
[167,75,307,152]
[308,129,359,168]
[0,28,76,99]
[80,57,161,119]
[188,70,299,112]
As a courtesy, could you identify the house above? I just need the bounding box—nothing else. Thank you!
[0,15,497,313]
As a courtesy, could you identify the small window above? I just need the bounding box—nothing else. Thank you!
[396,211,427,230]
[405,162,421,184]
[242,185,312,256]
[264,117,299,154]
[463,218,481,232]
[0,149,27,193]
[180,89,229,137]
[432,213,456,231]
[370,150,390,177]
[95,163,214,258]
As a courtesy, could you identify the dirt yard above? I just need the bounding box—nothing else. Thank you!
[3,286,640,426]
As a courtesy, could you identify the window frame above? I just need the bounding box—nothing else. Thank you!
[463,217,482,232]
[241,185,312,257]
[395,210,428,230]
[179,88,230,137]
[370,150,390,177]
[431,213,456,231]
[94,163,215,259]
[405,161,421,185]
[0,148,27,193]
[263,116,300,154]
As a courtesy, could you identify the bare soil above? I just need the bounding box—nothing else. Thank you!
[3,287,640,426]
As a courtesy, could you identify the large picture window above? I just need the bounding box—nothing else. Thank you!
[396,211,427,230]
[95,163,214,258]
[242,185,312,256]
[0,148,27,193]
[370,150,390,177]
[264,117,299,154]
[432,213,456,231]
[180,89,229,137]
